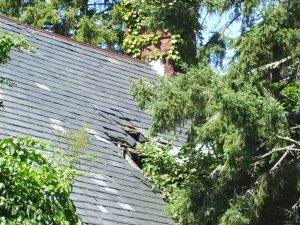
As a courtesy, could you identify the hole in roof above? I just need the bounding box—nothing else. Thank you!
[123,154,141,171]
[49,118,63,125]
[50,124,66,133]
[117,203,135,211]
[35,82,51,91]
[97,205,109,214]
[118,120,148,169]
[122,120,147,143]
[103,119,148,170]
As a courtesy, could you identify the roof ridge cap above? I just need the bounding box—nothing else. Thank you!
[0,14,151,67]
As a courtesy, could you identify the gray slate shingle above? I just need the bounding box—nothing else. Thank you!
[0,17,175,225]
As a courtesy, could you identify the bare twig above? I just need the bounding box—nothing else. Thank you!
[260,145,293,159]
[204,12,241,47]
[291,125,300,130]
[270,150,290,172]
[292,198,300,210]
[209,164,223,178]
[276,135,300,148]
[288,147,300,152]
[259,56,292,71]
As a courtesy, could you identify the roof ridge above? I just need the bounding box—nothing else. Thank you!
[0,14,151,66]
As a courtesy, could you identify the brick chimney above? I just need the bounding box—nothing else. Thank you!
[141,31,175,77]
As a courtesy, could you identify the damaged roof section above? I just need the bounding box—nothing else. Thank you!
[0,17,179,225]
[92,105,148,170]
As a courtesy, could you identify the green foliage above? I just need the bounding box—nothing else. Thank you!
[133,1,300,225]
[281,81,300,111]
[0,32,29,106]
[0,0,121,49]
[234,3,300,73]
[75,15,119,47]
[0,32,28,65]
[0,35,88,223]
[141,142,187,195]
[65,127,92,168]
[122,32,159,58]
[0,0,24,17]
[113,0,199,65]
[1,0,200,65]
[0,137,81,224]
[0,0,272,70]
[65,127,90,154]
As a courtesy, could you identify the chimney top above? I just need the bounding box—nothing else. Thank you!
[141,31,175,76]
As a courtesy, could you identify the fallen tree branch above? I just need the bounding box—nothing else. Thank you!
[259,145,294,159]
[291,125,300,130]
[276,135,300,148]
[270,150,290,172]
[288,147,300,152]
[292,198,300,210]
[259,56,292,71]
[209,164,223,178]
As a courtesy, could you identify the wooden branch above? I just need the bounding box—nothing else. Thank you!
[204,12,240,47]
[255,142,266,152]
[276,135,300,148]
[288,147,300,152]
[251,56,298,80]
[292,198,300,210]
[209,164,222,178]
[270,150,290,172]
[291,125,300,130]
[259,56,292,71]
[259,145,293,159]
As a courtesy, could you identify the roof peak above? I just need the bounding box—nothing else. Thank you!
[0,14,150,67]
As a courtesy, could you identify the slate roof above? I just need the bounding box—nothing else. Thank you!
[0,17,177,225]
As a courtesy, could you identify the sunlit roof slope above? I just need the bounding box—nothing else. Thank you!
[0,17,175,225]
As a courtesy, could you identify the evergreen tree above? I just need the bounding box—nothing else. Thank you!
[1,1,299,224]
[0,0,121,48]
[133,0,300,224]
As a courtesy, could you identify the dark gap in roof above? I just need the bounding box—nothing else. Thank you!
[119,120,149,169]
[102,119,148,170]
[92,101,149,172]
[122,120,147,143]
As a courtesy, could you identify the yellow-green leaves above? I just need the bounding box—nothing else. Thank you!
[0,32,28,64]
[0,137,80,224]
[114,0,199,65]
